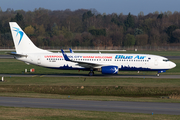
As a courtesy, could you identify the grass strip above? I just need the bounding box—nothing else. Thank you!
[0,85,180,98]
[0,77,180,98]
[1,77,180,87]
[0,106,179,120]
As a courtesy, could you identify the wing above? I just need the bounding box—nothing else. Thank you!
[61,49,112,68]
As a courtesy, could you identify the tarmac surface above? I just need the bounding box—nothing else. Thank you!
[0,55,14,59]
[0,74,180,78]
[0,96,180,115]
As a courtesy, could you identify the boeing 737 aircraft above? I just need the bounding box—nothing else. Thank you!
[9,22,176,76]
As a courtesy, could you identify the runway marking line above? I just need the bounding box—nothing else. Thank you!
[32,75,38,77]
[40,75,45,77]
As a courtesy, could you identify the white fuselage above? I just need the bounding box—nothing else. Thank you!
[16,53,176,72]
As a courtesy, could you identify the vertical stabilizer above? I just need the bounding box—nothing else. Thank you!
[9,22,51,54]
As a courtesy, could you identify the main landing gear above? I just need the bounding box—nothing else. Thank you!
[88,71,94,76]
[156,73,160,77]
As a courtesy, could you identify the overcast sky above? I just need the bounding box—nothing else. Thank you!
[0,0,180,15]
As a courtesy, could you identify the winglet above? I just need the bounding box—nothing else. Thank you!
[69,48,74,53]
[61,49,71,61]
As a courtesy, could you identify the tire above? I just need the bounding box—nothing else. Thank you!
[88,71,94,76]
[157,73,160,77]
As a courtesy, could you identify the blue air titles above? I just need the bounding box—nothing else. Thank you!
[115,55,133,59]
[134,55,146,59]
[115,55,146,59]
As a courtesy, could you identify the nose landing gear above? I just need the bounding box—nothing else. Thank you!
[157,70,166,77]
[156,73,160,77]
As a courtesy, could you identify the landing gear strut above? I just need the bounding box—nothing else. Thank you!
[88,71,94,76]
[156,70,166,77]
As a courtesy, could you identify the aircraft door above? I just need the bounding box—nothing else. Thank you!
[144,60,149,68]
[154,58,158,66]
[37,56,41,64]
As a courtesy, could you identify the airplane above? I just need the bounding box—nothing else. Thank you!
[9,22,176,76]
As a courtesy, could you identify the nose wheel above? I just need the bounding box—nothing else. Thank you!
[88,71,94,76]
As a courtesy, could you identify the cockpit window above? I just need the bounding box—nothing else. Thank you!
[163,59,169,62]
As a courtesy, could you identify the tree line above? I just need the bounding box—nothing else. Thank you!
[0,7,180,48]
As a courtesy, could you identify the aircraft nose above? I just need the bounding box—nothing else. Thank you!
[170,61,176,68]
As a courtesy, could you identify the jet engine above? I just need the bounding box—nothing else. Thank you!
[101,66,118,74]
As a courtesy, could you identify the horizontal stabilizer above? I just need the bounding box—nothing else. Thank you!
[7,52,27,57]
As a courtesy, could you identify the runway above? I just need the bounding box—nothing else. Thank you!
[0,55,14,59]
[0,74,180,78]
[0,96,179,115]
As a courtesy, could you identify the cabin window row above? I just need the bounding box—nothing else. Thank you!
[72,59,102,61]
[47,58,64,60]
[115,59,149,62]
[47,58,113,61]
[72,59,112,61]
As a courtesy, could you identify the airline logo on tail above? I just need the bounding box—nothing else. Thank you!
[13,27,24,45]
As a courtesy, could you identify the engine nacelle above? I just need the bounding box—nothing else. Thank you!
[101,66,118,74]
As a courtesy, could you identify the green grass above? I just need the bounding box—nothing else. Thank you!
[0,59,179,75]
[1,77,180,87]
[0,106,179,120]
[0,77,180,99]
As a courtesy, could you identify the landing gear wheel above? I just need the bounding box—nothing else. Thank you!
[88,71,94,76]
[156,73,160,77]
